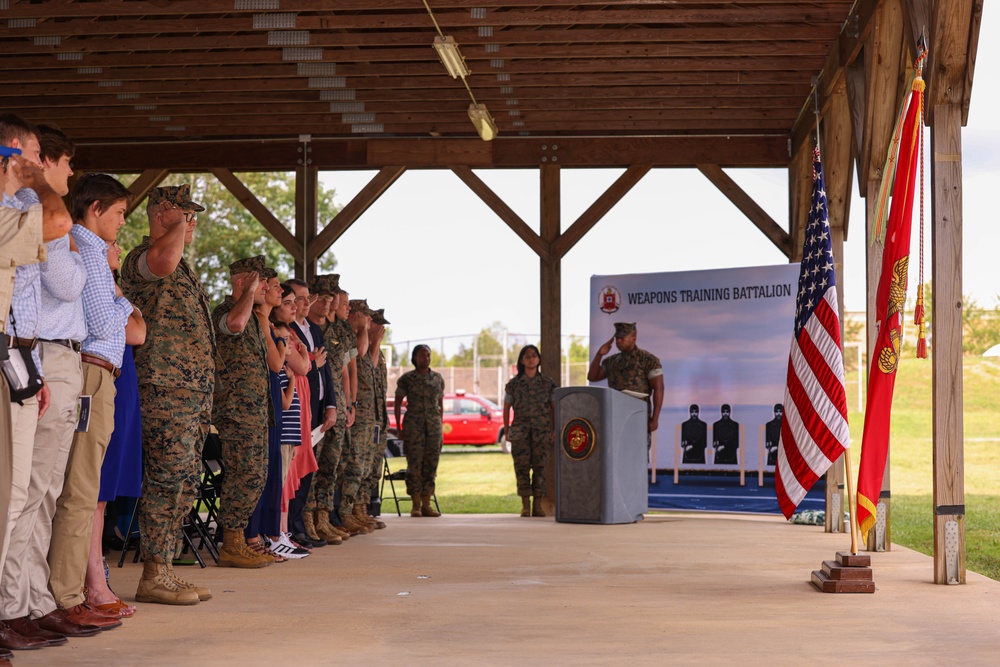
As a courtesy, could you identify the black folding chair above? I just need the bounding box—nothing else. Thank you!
[380,437,439,516]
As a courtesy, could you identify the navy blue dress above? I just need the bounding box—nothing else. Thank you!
[99,344,143,500]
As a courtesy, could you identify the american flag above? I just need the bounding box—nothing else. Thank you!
[775,147,851,519]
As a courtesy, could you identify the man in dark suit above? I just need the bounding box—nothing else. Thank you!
[712,404,740,465]
[284,278,338,547]
[764,403,783,467]
[680,404,708,464]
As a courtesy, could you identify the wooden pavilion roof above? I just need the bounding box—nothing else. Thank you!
[1,0,863,171]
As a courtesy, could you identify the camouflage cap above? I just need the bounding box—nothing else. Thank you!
[614,322,637,338]
[260,266,278,280]
[229,254,267,276]
[148,183,206,212]
[371,308,390,325]
[309,273,340,296]
[348,298,370,316]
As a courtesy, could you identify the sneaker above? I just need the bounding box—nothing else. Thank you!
[269,534,310,559]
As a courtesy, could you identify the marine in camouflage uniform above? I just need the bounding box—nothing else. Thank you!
[340,299,377,533]
[121,184,211,604]
[359,309,390,529]
[212,255,273,542]
[503,356,556,513]
[395,345,445,516]
[306,279,356,538]
[588,322,665,447]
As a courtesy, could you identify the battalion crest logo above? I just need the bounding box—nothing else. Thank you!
[598,286,621,314]
[561,417,596,461]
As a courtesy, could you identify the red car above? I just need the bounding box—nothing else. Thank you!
[387,391,507,447]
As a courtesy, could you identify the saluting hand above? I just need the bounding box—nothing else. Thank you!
[597,337,614,356]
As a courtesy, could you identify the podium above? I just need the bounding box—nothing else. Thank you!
[554,386,648,524]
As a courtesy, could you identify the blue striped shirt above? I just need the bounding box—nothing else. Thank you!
[71,224,133,368]
[278,369,302,445]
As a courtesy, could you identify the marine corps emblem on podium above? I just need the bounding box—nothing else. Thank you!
[562,417,596,461]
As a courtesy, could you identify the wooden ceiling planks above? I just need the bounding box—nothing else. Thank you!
[0,0,858,170]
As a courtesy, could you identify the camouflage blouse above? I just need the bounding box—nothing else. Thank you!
[504,372,556,427]
[601,346,663,395]
[210,296,272,433]
[395,368,444,424]
[120,236,216,392]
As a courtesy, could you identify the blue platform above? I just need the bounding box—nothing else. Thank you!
[647,472,826,515]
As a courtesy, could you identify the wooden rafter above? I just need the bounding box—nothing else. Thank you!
[697,164,792,257]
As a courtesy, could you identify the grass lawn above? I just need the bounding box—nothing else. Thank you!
[382,356,1000,581]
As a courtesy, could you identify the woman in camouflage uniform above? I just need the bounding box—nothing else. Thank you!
[394,344,445,517]
[503,345,556,517]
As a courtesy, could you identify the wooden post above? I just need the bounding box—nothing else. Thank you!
[294,164,317,281]
[930,102,966,584]
[822,82,854,534]
[540,163,561,515]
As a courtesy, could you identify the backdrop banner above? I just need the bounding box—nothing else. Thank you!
[590,263,800,474]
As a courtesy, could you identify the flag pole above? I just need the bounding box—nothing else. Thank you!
[844,450,859,555]
[813,80,858,556]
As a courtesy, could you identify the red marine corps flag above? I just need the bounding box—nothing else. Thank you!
[857,70,926,540]
[775,147,851,519]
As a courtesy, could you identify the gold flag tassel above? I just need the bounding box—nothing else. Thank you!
[913,48,928,359]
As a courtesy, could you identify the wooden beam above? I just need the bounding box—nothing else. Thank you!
[539,163,562,518]
[697,164,792,258]
[860,0,906,197]
[925,0,976,114]
[450,166,551,261]
[552,165,651,259]
[124,169,169,217]
[930,106,967,585]
[308,166,405,262]
[209,168,303,259]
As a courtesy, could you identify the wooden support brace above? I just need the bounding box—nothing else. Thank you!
[124,168,169,217]
[697,163,792,258]
[309,165,405,262]
[209,167,303,258]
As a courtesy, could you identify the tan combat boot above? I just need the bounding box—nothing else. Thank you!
[303,510,324,543]
[135,557,200,605]
[421,494,441,518]
[532,496,546,517]
[167,569,213,601]
[313,511,344,545]
[340,506,373,534]
[520,497,531,517]
[359,505,385,530]
[409,496,423,517]
[218,529,271,568]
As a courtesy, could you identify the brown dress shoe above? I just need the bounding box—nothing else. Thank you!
[0,622,48,650]
[61,604,122,631]
[3,616,68,646]
[33,609,102,638]
[0,646,11,659]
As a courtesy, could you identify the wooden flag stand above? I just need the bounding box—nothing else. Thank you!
[811,452,875,593]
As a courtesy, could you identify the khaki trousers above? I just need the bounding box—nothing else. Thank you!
[0,373,11,571]
[0,395,38,576]
[0,343,81,619]
[48,362,115,610]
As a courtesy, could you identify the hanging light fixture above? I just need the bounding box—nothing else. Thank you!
[423,0,498,141]
[432,35,470,79]
[468,103,498,141]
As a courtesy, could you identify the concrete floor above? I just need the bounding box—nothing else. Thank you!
[11,512,1000,667]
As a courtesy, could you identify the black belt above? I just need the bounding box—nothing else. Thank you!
[39,338,82,352]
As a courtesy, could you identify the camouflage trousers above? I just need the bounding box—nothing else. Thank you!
[402,418,443,498]
[305,416,346,513]
[341,417,376,514]
[217,426,269,531]
[509,423,549,497]
[359,425,388,507]
[138,384,211,563]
